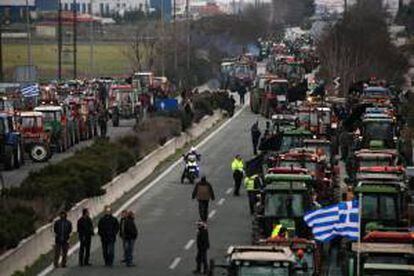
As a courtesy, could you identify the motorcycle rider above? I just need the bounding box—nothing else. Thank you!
[181,147,201,183]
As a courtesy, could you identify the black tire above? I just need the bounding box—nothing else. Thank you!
[30,143,50,162]
[4,145,15,170]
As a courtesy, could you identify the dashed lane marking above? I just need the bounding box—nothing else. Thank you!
[208,209,217,219]
[169,257,182,270]
[217,198,225,206]
[184,239,195,250]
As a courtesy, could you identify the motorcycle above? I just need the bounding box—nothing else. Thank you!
[182,154,200,184]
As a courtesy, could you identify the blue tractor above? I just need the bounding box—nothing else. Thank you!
[0,113,24,170]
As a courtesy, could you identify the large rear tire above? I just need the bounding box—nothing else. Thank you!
[30,144,50,162]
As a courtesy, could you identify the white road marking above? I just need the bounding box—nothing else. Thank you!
[184,239,195,250]
[217,198,226,206]
[226,188,233,195]
[38,106,247,276]
[208,209,217,219]
[169,257,182,270]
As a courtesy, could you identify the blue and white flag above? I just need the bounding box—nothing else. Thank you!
[303,200,359,242]
[20,84,39,98]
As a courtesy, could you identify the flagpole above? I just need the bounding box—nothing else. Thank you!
[356,193,362,276]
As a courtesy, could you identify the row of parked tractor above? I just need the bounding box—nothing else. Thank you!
[211,30,414,275]
[0,72,177,170]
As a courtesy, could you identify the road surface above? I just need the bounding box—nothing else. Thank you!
[2,119,135,189]
[47,105,260,276]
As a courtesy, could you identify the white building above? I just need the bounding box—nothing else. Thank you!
[60,0,148,16]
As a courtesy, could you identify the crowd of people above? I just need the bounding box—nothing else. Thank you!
[53,206,138,268]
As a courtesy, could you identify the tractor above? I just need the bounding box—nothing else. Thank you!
[252,173,313,243]
[253,78,289,118]
[0,113,24,169]
[18,111,51,162]
[108,84,139,127]
[34,105,70,153]
[209,245,298,276]
[343,231,414,276]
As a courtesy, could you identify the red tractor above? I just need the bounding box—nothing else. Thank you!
[18,111,52,162]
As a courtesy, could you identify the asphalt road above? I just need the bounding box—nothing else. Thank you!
[2,119,135,189]
[46,105,261,276]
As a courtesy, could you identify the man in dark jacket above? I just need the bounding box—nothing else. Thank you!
[192,176,215,222]
[119,210,128,263]
[53,211,72,268]
[123,211,138,267]
[251,121,261,155]
[77,208,94,266]
[98,206,119,266]
[193,221,210,274]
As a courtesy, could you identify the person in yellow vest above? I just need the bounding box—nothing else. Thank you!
[231,154,244,196]
[270,224,287,239]
[244,174,262,214]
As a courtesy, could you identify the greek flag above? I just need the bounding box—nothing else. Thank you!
[20,84,39,98]
[303,200,359,242]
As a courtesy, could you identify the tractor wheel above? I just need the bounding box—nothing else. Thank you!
[14,142,24,168]
[30,143,50,162]
[4,145,15,170]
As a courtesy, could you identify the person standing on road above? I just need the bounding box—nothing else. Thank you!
[119,210,128,263]
[193,221,210,275]
[236,81,247,105]
[231,154,244,196]
[244,174,262,215]
[123,211,138,267]
[192,176,215,221]
[98,206,119,267]
[98,107,109,138]
[251,121,261,155]
[53,211,72,268]
[77,208,94,266]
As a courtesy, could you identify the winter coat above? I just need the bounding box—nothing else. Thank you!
[123,217,138,240]
[197,228,210,251]
[98,214,119,243]
[251,125,261,144]
[77,216,94,239]
[192,181,215,201]
[54,218,72,244]
[119,217,127,239]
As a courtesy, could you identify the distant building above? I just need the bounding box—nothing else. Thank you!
[0,0,35,24]
[59,0,147,16]
[150,0,172,21]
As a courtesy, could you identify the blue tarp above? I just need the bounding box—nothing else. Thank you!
[154,98,178,112]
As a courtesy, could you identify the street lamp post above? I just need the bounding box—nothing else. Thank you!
[26,0,33,81]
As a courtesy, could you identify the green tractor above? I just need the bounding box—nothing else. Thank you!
[252,173,313,243]
[34,105,71,153]
[354,182,409,236]
[259,126,312,153]
[359,115,397,150]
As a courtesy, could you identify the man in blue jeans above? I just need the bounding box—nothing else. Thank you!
[98,206,119,266]
[123,211,138,267]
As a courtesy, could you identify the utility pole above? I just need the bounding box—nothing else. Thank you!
[160,0,165,76]
[89,0,94,77]
[26,0,33,81]
[186,0,190,71]
[344,0,347,13]
[58,0,62,80]
[73,0,78,79]
[0,21,3,82]
[173,0,177,71]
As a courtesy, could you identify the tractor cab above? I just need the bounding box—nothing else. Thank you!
[354,183,409,235]
[109,84,139,122]
[210,245,297,276]
[278,128,313,153]
[295,106,333,136]
[345,232,414,276]
[252,174,312,241]
[303,139,333,163]
[132,72,154,93]
[265,79,289,104]
[361,116,397,149]
[276,150,324,179]
[18,111,51,162]
[271,114,298,133]
[361,86,392,104]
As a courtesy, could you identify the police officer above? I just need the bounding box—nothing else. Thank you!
[231,155,244,196]
[244,174,262,214]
